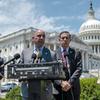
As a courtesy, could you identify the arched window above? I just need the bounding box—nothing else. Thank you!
[92,36,93,39]
[96,45,98,53]
[16,45,18,49]
[27,44,30,48]
[5,48,7,52]
[89,36,90,39]
[95,35,96,39]
[98,36,99,39]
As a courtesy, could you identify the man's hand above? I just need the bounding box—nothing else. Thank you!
[61,80,71,92]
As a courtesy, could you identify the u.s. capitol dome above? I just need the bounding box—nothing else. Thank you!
[79,2,100,55]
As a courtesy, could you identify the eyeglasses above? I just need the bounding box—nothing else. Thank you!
[60,36,69,40]
[37,34,45,38]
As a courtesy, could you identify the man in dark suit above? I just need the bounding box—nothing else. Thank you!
[53,31,82,100]
[20,29,53,100]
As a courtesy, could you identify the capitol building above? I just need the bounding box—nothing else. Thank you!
[79,1,100,72]
[79,2,100,56]
[0,1,100,80]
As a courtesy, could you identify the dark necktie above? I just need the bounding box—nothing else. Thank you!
[62,49,67,68]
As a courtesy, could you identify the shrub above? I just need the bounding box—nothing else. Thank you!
[5,86,22,100]
[0,98,5,100]
[80,78,100,100]
[2,78,100,100]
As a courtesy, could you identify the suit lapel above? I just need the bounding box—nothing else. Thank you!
[67,47,75,65]
[42,47,52,62]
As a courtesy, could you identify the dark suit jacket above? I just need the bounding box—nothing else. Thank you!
[53,47,82,99]
[21,46,52,100]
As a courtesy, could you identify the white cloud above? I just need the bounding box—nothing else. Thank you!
[0,0,41,34]
[0,0,77,35]
[52,0,62,5]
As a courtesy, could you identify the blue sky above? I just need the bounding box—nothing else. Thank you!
[0,0,100,35]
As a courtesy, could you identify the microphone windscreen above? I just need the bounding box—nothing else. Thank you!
[14,53,20,59]
[37,52,42,59]
[31,53,37,59]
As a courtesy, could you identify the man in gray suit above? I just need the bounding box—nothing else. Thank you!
[20,29,53,100]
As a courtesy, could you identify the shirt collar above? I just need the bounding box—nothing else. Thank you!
[61,47,69,53]
[33,45,44,53]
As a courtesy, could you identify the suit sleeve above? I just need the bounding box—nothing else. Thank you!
[68,51,82,86]
[52,53,62,92]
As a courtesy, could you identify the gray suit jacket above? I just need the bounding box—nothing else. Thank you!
[21,46,53,100]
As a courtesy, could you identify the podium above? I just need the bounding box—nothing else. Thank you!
[7,61,66,100]
[7,61,66,80]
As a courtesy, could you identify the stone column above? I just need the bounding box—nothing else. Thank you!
[48,45,51,50]
[98,45,99,53]
[83,52,89,71]
[54,44,56,51]
[82,51,85,71]
[94,45,96,53]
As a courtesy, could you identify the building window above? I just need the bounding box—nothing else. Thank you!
[92,36,93,39]
[5,48,7,52]
[89,36,90,39]
[27,44,30,48]
[98,36,99,39]
[16,45,18,49]
[10,47,12,51]
[95,36,96,39]
[96,45,98,53]
[92,45,94,53]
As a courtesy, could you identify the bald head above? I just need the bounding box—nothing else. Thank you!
[32,29,45,47]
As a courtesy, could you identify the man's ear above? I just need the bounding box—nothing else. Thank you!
[32,36,34,39]
[32,36,35,42]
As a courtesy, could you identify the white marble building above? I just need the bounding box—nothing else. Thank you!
[79,1,100,71]
[0,26,91,78]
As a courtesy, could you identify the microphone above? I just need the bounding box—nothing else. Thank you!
[31,53,37,63]
[37,52,42,63]
[3,53,20,66]
[34,52,42,63]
